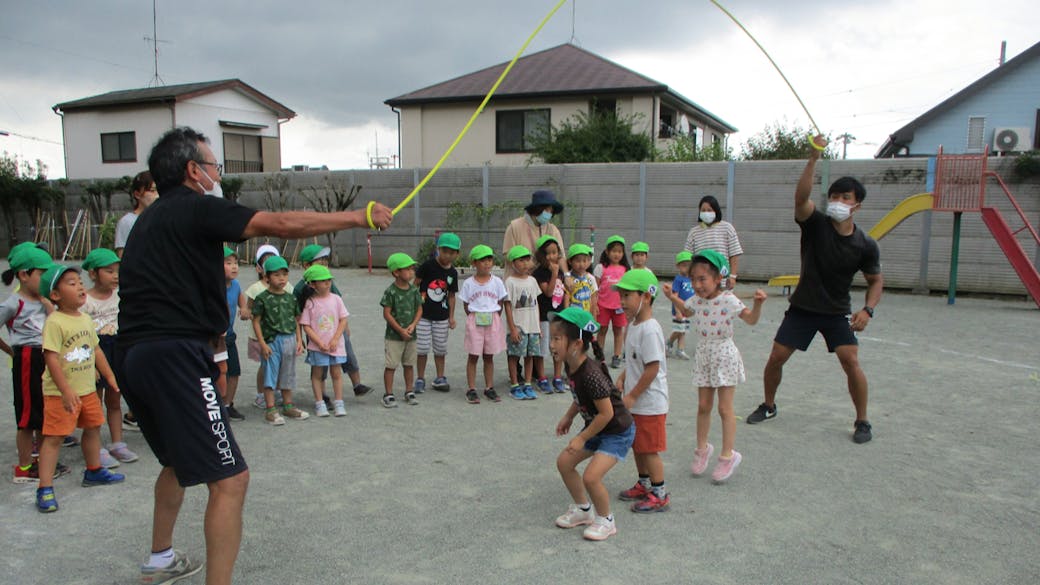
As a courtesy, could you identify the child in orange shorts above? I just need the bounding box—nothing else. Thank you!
[36,264,124,513]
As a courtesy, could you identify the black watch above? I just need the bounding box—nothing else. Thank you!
[862,306,874,318]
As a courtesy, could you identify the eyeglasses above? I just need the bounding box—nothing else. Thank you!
[196,160,224,175]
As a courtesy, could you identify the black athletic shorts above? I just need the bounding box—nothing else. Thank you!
[96,334,117,391]
[116,338,248,487]
[225,332,241,378]
[11,345,44,430]
[774,306,858,352]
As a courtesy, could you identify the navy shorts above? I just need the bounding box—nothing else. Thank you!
[116,338,248,487]
[225,332,241,377]
[774,306,858,352]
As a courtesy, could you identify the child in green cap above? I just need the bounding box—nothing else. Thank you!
[298,264,350,417]
[413,232,461,394]
[252,256,309,425]
[532,234,569,394]
[503,245,540,401]
[564,243,598,314]
[458,245,508,404]
[594,235,630,369]
[666,251,695,360]
[630,241,653,274]
[380,253,423,407]
[223,245,249,421]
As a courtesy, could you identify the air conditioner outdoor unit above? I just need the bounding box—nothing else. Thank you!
[992,127,1032,152]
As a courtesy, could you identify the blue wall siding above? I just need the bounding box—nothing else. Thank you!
[909,57,1040,155]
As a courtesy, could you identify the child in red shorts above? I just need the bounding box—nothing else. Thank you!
[36,264,124,512]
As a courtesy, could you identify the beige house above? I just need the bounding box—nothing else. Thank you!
[385,44,736,168]
[53,79,295,180]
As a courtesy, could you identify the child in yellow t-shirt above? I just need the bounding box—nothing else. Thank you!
[36,264,124,513]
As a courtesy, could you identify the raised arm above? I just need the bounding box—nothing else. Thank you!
[795,136,828,222]
[241,204,392,240]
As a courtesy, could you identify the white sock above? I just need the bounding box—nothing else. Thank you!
[148,547,175,569]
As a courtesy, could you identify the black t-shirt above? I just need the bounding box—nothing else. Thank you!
[790,209,881,315]
[118,185,257,345]
[569,357,633,435]
[415,258,458,321]
[532,265,566,322]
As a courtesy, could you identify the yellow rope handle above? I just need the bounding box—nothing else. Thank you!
[808,134,827,151]
[366,200,377,230]
[389,0,569,216]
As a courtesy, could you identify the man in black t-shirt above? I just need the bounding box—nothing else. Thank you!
[116,127,392,584]
[746,136,883,444]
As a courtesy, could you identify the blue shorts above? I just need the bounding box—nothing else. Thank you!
[261,334,297,390]
[582,423,635,462]
[306,351,347,367]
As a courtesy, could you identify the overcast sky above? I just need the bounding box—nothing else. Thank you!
[1,0,1035,178]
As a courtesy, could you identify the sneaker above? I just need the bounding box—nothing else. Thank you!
[333,400,347,417]
[632,491,671,513]
[405,392,418,405]
[99,448,121,469]
[853,420,873,444]
[36,486,58,513]
[265,408,285,426]
[225,404,245,421]
[522,385,538,400]
[62,435,79,448]
[281,404,310,420]
[54,461,71,479]
[746,402,776,424]
[82,466,125,487]
[122,412,140,430]
[108,442,140,463]
[432,376,450,392]
[274,394,284,407]
[666,341,675,357]
[552,378,569,393]
[691,443,715,476]
[618,482,650,502]
[314,401,330,417]
[483,388,501,402]
[536,378,553,394]
[382,394,398,408]
[465,389,481,404]
[583,516,617,541]
[610,356,622,369]
[252,395,266,410]
[13,463,39,484]
[413,378,426,394]
[555,504,594,528]
[509,385,525,400]
[139,549,204,585]
[353,383,374,397]
[676,350,691,360]
[711,451,743,483]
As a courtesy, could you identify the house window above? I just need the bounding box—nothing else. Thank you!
[223,133,262,173]
[100,132,136,163]
[496,109,549,153]
[659,106,676,138]
[590,99,616,118]
[966,116,985,152]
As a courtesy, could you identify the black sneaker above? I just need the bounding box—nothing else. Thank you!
[123,412,140,430]
[483,388,501,403]
[746,402,776,424]
[465,389,481,404]
[853,420,873,444]
[225,404,245,421]
[353,384,374,397]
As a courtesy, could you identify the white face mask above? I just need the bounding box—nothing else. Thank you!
[537,210,553,225]
[826,201,853,222]
[196,165,224,198]
[700,211,716,224]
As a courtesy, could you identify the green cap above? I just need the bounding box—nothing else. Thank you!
[299,244,331,263]
[631,241,649,253]
[549,306,600,335]
[7,241,38,263]
[40,264,79,299]
[387,252,417,272]
[613,268,660,298]
[263,256,289,273]
[303,264,333,282]
[675,251,693,264]
[535,234,559,251]
[507,245,532,262]
[224,245,237,258]
[693,249,730,277]
[567,243,593,259]
[605,235,626,248]
[9,247,54,272]
[436,232,461,250]
[469,245,494,262]
[81,248,120,271]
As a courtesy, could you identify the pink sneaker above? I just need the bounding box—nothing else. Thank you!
[555,504,594,529]
[711,450,742,483]
[691,443,714,476]
[582,516,617,541]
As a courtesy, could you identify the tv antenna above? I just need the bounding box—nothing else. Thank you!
[569,0,580,45]
[144,0,171,86]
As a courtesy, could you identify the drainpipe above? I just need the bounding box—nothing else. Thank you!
[391,106,402,168]
[51,106,69,179]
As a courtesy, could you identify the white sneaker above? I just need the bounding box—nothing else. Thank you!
[252,394,265,410]
[315,401,330,417]
[676,350,691,360]
[555,504,594,529]
[333,400,347,417]
[265,409,285,426]
[583,516,617,541]
[98,448,120,469]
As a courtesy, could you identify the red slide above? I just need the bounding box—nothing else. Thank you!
[980,207,1040,309]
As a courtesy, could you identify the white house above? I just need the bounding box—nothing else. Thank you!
[385,44,736,168]
[53,79,296,179]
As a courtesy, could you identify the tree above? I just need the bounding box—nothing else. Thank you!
[659,134,732,162]
[302,176,362,266]
[528,110,655,164]
[0,152,58,248]
[740,122,835,160]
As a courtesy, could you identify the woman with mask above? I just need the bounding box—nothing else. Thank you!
[502,190,567,278]
[683,195,743,290]
[114,171,159,258]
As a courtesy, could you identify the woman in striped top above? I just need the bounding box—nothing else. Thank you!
[684,195,744,290]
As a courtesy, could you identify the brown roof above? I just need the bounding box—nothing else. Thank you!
[53,79,296,119]
[386,44,735,132]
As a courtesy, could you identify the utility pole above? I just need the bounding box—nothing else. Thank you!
[837,132,856,159]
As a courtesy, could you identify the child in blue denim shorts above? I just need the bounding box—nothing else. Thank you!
[251,256,309,425]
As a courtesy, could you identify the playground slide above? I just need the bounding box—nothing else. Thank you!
[980,207,1040,309]
[767,193,934,290]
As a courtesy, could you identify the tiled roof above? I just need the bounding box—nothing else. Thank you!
[53,79,295,119]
